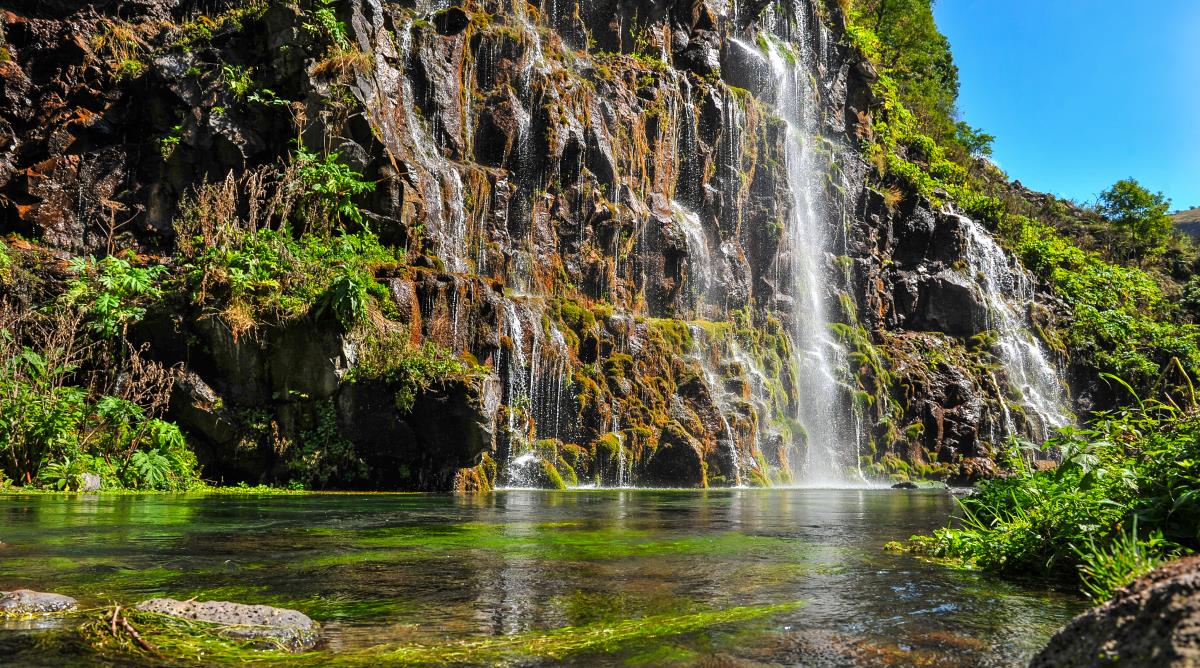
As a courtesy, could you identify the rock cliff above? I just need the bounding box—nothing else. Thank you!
[0,0,1074,489]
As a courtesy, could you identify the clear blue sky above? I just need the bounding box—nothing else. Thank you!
[933,0,1200,210]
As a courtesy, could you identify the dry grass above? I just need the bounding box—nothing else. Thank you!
[311,46,372,81]
[881,185,903,211]
[89,19,160,79]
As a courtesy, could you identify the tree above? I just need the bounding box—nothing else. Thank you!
[1098,179,1173,264]
[857,0,960,143]
[954,121,995,158]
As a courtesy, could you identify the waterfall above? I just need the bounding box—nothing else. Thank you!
[760,26,855,485]
[688,325,744,486]
[955,214,1072,440]
[500,300,532,486]
[672,201,716,315]
[390,17,469,274]
[498,297,573,487]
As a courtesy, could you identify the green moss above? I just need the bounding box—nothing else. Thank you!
[594,433,622,459]
[647,318,694,353]
[539,458,567,490]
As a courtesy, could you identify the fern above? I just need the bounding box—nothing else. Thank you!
[131,449,171,490]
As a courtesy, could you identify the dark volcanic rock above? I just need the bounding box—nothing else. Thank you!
[0,590,77,617]
[1031,556,1200,667]
[0,0,1073,490]
[135,598,318,652]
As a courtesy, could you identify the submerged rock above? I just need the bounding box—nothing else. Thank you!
[135,599,318,652]
[1030,556,1200,667]
[0,590,77,617]
[890,481,919,489]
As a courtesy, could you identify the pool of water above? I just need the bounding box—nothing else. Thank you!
[0,489,1082,666]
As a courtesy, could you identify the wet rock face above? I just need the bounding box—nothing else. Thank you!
[0,590,77,617]
[1031,556,1200,668]
[135,599,318,652]
[0,0,1068,488]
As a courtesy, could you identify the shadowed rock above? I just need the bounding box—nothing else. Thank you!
[1031,556,1200,667]
[0,590,77,617]
[135,599,318,652]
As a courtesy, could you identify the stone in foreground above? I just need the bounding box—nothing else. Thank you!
[135,599,318,652]
[0,590,77,617]
[1031,556,1200,667]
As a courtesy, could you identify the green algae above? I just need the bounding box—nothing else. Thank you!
[77,601,804,666]
[318,522,812,564]
[353,602,804,665]
[0,491,1085,667]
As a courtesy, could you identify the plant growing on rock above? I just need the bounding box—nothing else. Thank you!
[175,159,396,334]
[350,335,484,413]
[63,254,167,338]
[294,147,377,228]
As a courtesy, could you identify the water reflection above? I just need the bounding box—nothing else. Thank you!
[0,490,1082,666]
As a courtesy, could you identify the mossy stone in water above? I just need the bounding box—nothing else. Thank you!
[135,598,318,652]
[0,590,77,618]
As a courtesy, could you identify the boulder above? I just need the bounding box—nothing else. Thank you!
[79,473,101,492]
[646,422,707,487]
[135,599,318,652]
[0,590,77,617]
[267,322,356,400]
[335,374,501,489]
[1031,556,1200,667]
[914,270,987,337]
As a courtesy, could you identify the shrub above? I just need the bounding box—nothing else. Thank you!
[351,336,482,412]
[294,147,376,227]
[64,254,167,337]
[910,399,1199,597]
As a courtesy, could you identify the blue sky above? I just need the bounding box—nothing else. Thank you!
[933,0,1200,210]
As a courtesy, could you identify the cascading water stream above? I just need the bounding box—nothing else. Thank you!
[498,298,573,487]
[760,28,855,485]
[392,16,469,274]
[955,213,1072,440]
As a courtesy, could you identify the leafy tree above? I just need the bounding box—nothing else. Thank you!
[855,0,960,144]
[1098,179,1173,264]
[954,121,994,158]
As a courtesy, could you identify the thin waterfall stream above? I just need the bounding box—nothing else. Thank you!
[761,25,856,485]
[956,213,1073,439]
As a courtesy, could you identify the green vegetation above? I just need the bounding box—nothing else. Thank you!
[908,398,1196,599]
[0,251,199,491]
[848,0,963,153]
[847,0,1200,596]
[79,601,803,665]
[175,150,394,334]
[1098,178,1175,265]
[64,254,167,338]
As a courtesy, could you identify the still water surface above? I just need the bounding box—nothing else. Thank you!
[0,489,1082,666]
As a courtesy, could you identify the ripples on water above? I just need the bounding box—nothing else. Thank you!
[0,489,1083,666]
